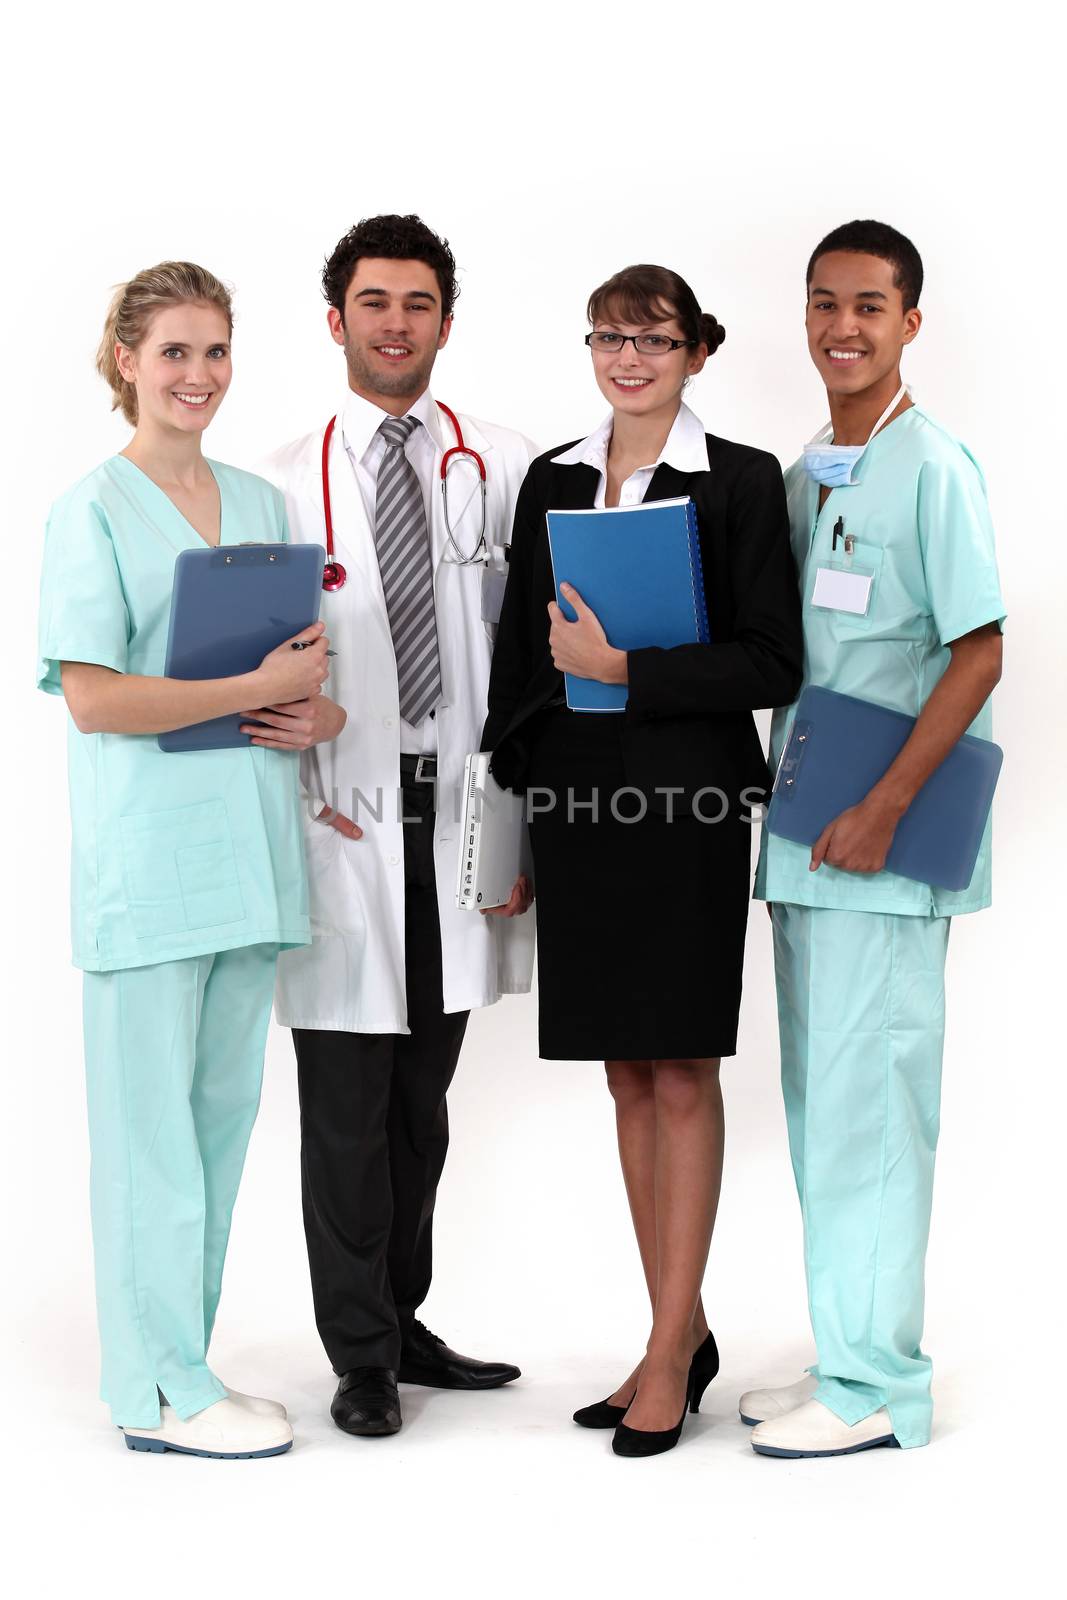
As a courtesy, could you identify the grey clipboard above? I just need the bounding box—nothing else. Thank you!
[766,685,1003,892]
[159,542,325,752]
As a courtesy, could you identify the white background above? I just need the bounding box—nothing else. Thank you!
[3,2,1063,1595]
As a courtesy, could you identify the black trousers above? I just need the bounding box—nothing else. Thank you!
[293,776,469,1373]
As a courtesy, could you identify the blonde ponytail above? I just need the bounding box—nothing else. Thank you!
[95,261,234,427]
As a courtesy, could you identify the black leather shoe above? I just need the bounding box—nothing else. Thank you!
[331,1368,402,1437]
[398,1321,521,1390]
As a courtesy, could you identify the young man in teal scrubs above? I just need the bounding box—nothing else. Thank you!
[745,220,1005,1457]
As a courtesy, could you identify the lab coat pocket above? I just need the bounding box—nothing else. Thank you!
[481,565,508,625]
[303,819,355,933]
[120,800,244,939]
[478,562,507,646]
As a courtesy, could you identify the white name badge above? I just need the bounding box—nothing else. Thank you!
[812,565,874,616]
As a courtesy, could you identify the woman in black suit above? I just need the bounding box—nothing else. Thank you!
[482,265,803,1456]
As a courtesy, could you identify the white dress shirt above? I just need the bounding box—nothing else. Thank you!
[550,400,710,506]
[340,386,439,756]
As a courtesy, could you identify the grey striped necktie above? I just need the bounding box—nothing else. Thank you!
[373,415,442,725]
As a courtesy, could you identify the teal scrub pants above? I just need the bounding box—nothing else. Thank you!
[771,904,950,1449]
[82,943,279,1428]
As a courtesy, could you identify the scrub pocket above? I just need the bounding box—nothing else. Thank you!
[120,800,244,939]
[809,541,884,631]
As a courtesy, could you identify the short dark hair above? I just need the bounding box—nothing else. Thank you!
[322,214,459,320]
[587,264,726,356]
[806,220,923,312]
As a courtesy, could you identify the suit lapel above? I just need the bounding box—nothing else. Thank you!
[644,461,695,504]
[551,461,601,510]
[513,460,602,714]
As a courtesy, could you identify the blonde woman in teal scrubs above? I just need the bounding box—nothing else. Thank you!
[37,262,334,1458]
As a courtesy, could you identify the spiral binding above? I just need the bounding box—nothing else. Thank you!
[685,500,710,644]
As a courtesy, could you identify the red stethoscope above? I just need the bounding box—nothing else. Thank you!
[320,402,488,590]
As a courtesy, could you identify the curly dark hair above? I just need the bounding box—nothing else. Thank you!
[322,214,459,321]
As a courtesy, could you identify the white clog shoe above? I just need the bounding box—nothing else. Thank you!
[226,1388,288,1420]
[751,1398,899,1458]
[123,1397,293,1458]
[738,1373,818,1425]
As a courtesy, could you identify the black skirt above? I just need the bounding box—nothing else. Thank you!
[526,708,752,1061]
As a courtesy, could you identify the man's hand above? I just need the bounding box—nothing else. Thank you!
[316,803,363,841]
[481,873,534,917]
[240,693,347,751]
[810,793,902,874]
[548,584,627,683]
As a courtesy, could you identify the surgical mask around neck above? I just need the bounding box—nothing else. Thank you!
[803,384,909,489]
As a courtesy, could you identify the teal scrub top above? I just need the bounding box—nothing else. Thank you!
[37,456,312,972]
[754,404,1006,918]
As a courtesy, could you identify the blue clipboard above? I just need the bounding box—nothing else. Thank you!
[159,542,325,752]
[765,685,1003,891]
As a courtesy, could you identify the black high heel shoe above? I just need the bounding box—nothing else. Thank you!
[689,1330,719,1413]
[612,1372,696,1458]
[573,1330,719,1430]
[572,1395,629,1429]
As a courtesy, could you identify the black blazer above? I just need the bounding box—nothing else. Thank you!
[481,433,804,816]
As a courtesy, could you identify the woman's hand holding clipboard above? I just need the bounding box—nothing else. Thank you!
[237,619,348,756]
[247,621,331,706]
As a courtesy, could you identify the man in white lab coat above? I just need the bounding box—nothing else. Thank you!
[254,215,535,1438]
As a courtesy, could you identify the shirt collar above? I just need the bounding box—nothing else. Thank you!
[340,385,439,462]
[550,401,708,475]
[551,412,613,472]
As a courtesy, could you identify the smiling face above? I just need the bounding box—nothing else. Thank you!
[805,251,921,398]
[115,301,232,434]
[328,256,451,406]
[589,303,706,421]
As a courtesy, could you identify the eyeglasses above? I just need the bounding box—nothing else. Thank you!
[585,332,695,355]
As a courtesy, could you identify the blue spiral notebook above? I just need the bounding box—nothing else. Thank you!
[545,498,709,712]
[766,685,1003,891]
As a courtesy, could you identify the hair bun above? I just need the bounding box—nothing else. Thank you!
[700,312,726,354]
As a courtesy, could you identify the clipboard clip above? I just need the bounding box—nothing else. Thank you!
[772,717,814,799]
[217,545,283,566]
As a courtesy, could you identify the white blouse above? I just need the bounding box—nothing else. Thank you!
[551,401,709,507]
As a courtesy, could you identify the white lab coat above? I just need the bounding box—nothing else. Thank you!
[259,397,537,1033]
